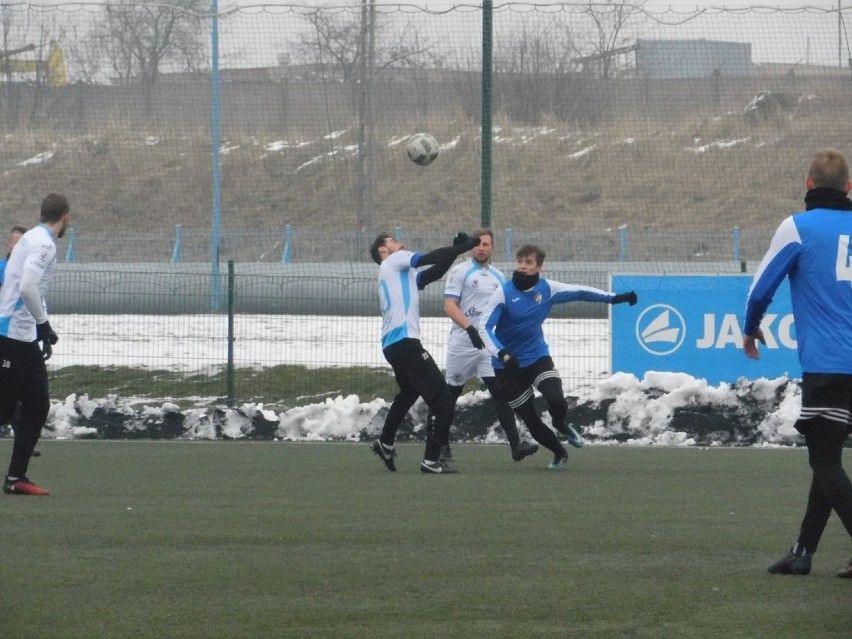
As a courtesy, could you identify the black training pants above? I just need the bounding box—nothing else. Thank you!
[0,336,49,478]
[494,356,567,456]
[381,338,454,462]
[793,373,852,552]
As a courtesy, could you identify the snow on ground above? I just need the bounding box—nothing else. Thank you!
[33,315,805,446]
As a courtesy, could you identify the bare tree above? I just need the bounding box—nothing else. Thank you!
[290,6,441,234]
[64,23,105,85]
[0,6,64,128]
[292,9,440,84]
[494,18,578,122]
[90,0,207,86]
[582,0,647,79]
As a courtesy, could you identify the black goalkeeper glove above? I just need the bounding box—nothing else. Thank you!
[37,321,58,345]
[465,325,485,350]
[611,291,638,306]
[453,232,481,249]
[498,349,519,369]
[37,321,58,361]
[453,232,470,246]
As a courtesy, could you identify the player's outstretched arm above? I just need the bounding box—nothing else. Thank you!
[416,233,481,289]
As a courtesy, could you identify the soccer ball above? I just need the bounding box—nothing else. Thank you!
[406,133,439,166]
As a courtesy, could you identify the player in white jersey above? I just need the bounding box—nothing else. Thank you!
[480,244,637,470]
[743,148,852,579]
[429,229,538,463]
[0,224,43,458]
[369,231,481,474]
[0,193,69,496]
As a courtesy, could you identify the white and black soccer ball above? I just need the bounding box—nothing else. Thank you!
[406,133,439,166]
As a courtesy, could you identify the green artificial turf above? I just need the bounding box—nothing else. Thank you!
[0,442,848,638]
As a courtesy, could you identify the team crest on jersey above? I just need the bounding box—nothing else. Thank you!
[535,294,543,304]
[471,279,479,288]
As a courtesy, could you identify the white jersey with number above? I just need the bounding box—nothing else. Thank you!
[378,249,422,350]
[443,258,505,384]
[0,224,56,342]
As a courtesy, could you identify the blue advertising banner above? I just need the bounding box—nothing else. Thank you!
[611,275,799,385]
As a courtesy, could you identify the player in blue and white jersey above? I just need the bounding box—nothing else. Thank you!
[743,148,852,579]
[0,194,69,496]
[480,244,637,470]
[369,231,481,474]
[430,229,538,463]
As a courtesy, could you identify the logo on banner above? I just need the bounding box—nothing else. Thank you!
[635,304,686,356]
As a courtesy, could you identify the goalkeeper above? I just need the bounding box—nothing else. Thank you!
[479,243,638,470]
[368,231,481,474]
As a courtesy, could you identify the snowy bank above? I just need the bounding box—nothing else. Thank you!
[14,373,810,447]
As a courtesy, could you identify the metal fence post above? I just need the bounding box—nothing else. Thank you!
[394,226,402,242]
[227,260,235,407]
[171,224,182,263]
[733,226,741,263]
[65,227,75,263]
[210,0,222,312]
[505,228,513,262]
[282,224,292,264]
[481,0,493,229]
[619,225,628,262]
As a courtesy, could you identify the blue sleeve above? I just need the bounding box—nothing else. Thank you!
[549,280,614,304]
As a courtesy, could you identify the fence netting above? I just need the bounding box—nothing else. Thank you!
[1,3,849,262]
[0,3,847,401]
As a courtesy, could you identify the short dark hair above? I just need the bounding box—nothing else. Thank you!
[10,225,26,235]
[369,233,391,265]
[40,193,69,224]
[516,243,546,266]
[808,148,850,190]
[473,228,494,242]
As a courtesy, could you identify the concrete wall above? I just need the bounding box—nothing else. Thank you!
[47,261,747,318]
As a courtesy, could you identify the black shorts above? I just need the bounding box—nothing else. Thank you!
[797,372,852,433]
[0,335,49,425]
[382,338,446,405]
[494,356,560,408]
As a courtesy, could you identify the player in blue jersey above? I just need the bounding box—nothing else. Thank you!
[480,244,637,470]
[0,225,26,287]
[0,194,69,495]
[743,147,852,579]
[369,230,481,474]
[429,229,538,463]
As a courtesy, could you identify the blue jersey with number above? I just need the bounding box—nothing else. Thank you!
[745,208,852,374]
[377,249,423,349]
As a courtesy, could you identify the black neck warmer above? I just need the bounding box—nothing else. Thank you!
[804,187,852,211]
[512,270,540,290]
